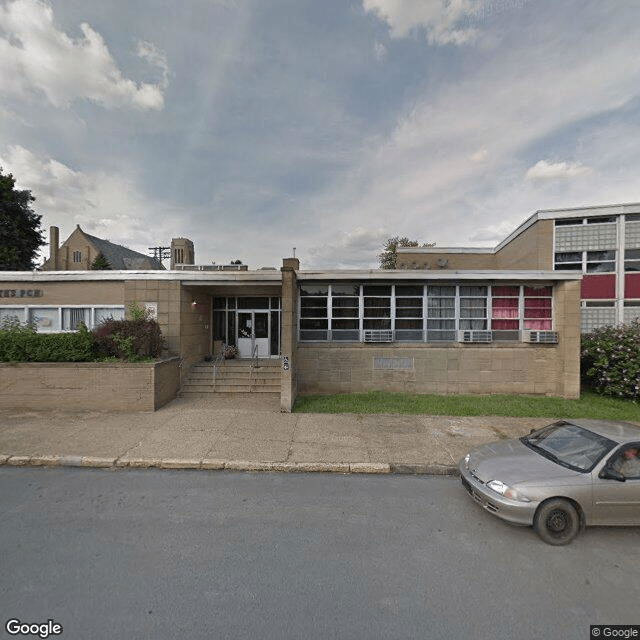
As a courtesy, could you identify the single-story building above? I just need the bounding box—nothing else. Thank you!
[1,243,582,409]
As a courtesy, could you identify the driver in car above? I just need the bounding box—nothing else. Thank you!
[615,446,640,478]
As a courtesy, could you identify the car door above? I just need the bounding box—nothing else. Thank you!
[590,443,640,525]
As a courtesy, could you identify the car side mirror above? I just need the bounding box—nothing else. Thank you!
[599,467,626,482]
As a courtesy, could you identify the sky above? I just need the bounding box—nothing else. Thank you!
[2,0,640,270]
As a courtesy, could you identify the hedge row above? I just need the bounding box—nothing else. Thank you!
[0,317,165,363]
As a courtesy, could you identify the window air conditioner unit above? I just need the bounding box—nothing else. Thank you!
[363,330,394,343]
[457,330,493,343]
[523,330,558,344]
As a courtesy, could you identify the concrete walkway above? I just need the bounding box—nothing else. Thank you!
[0,394,555,475]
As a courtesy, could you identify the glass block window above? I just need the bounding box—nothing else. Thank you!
[623,301,640,324]
[581,302,615,332]
[426,286,456,341]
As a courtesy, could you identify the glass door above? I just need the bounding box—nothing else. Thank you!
[237,311,270,358]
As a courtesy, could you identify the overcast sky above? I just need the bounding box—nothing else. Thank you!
[2,0,640,269]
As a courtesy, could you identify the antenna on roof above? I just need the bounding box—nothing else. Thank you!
[149,246,171,265]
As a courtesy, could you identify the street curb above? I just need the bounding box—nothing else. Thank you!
[0,455,456,475]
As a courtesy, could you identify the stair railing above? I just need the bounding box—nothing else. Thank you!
[212,347,226,390]
[249,344,259,392]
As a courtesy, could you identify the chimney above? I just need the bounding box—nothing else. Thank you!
[50,226,59,269]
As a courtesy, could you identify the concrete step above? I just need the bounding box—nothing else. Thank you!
[179,359,281,396]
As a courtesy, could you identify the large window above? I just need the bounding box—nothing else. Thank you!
[554,250,616,273]
[299,283,552,343]
[0,306,124,332]
[625,249,640,272]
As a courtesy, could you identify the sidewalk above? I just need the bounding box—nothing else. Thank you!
[0,395,552,475]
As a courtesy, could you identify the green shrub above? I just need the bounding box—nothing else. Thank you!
[92,317,164,361]
[0,320,94,362]
[581,319,640,400]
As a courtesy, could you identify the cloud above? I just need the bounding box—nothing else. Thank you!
[0,0,168,109]
[0,145,183,262]
[362,0,483,44]
[305,226,391,269]
[525,160,590,182]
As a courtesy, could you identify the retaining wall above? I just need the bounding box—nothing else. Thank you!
[0,358,181,411]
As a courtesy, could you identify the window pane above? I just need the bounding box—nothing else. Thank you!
[237,297,269,309]
[395,285,423,296]
[363,318,391,330]
[0,307,24,325]
[62,308,90,331]
[29,308,59,331]
[586,262,615,273]
[95,307,125,324]
[362,285,391,296]
[395,297,422,307]
[300,306,328,318]
[331,284,360,296]
[332,319,358,330]
[460,286,487,297]
[332,297,358,308]
[300,284,328,296]
[332,307,359,318]
[587,250,615,261]
[300,319,328,330]
[301,297,327,308]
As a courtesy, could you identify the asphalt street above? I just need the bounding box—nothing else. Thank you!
[1,467,639,640]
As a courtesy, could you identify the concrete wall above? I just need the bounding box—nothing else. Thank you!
[0,359,181,411]
[494,219,554,270]
[0,280,124,306]
[395,219,555,272]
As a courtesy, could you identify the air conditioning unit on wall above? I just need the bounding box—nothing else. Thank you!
[457,330,493,343]
[523,330,559,344]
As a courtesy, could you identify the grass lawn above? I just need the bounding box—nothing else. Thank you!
[292,390,640,421]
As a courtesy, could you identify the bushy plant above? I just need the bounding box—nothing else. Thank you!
[581,319,640,401]
[0,319,94,362]
[92,304,164,362]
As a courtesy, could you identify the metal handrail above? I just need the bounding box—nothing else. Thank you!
[212,347,226,390]
[249,344,260,392]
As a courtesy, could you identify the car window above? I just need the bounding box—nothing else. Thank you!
[608,443,640,479]
[522,422,617,473]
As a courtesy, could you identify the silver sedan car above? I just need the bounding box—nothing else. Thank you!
[459,419,640,544]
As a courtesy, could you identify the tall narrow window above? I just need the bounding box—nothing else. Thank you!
[427,286,456,341]
[62,308,90,331]
[492,286,520,340]
[331,284,359,341]
[72,251,82,263]
[524,287,552,330]
[363,285,391,331]
[459,286,488,330]
[299,284,328,341]
[395,285,423,341]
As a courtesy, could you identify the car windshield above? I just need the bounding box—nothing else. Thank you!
[521,421,617,472]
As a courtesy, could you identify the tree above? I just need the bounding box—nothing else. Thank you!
[378,236,435,269]
[91,252,112,270]
[0,168,45,270]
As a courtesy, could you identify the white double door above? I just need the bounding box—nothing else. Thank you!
[237,311,269,358]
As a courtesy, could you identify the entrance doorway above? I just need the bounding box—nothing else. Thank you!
[237,311,269,358]
[213,296,281,358]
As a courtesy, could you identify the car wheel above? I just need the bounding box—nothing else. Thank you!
[533,499,580,546]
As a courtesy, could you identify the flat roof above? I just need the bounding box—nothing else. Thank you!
[397,201,640,255]
[0,268,581,284]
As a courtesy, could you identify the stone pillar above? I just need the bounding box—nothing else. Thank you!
[280,257,299,412]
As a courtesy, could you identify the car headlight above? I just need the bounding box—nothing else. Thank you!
[486,480,531,502]
[463,454,470,469]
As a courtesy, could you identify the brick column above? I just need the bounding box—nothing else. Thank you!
[280,258,299,412]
